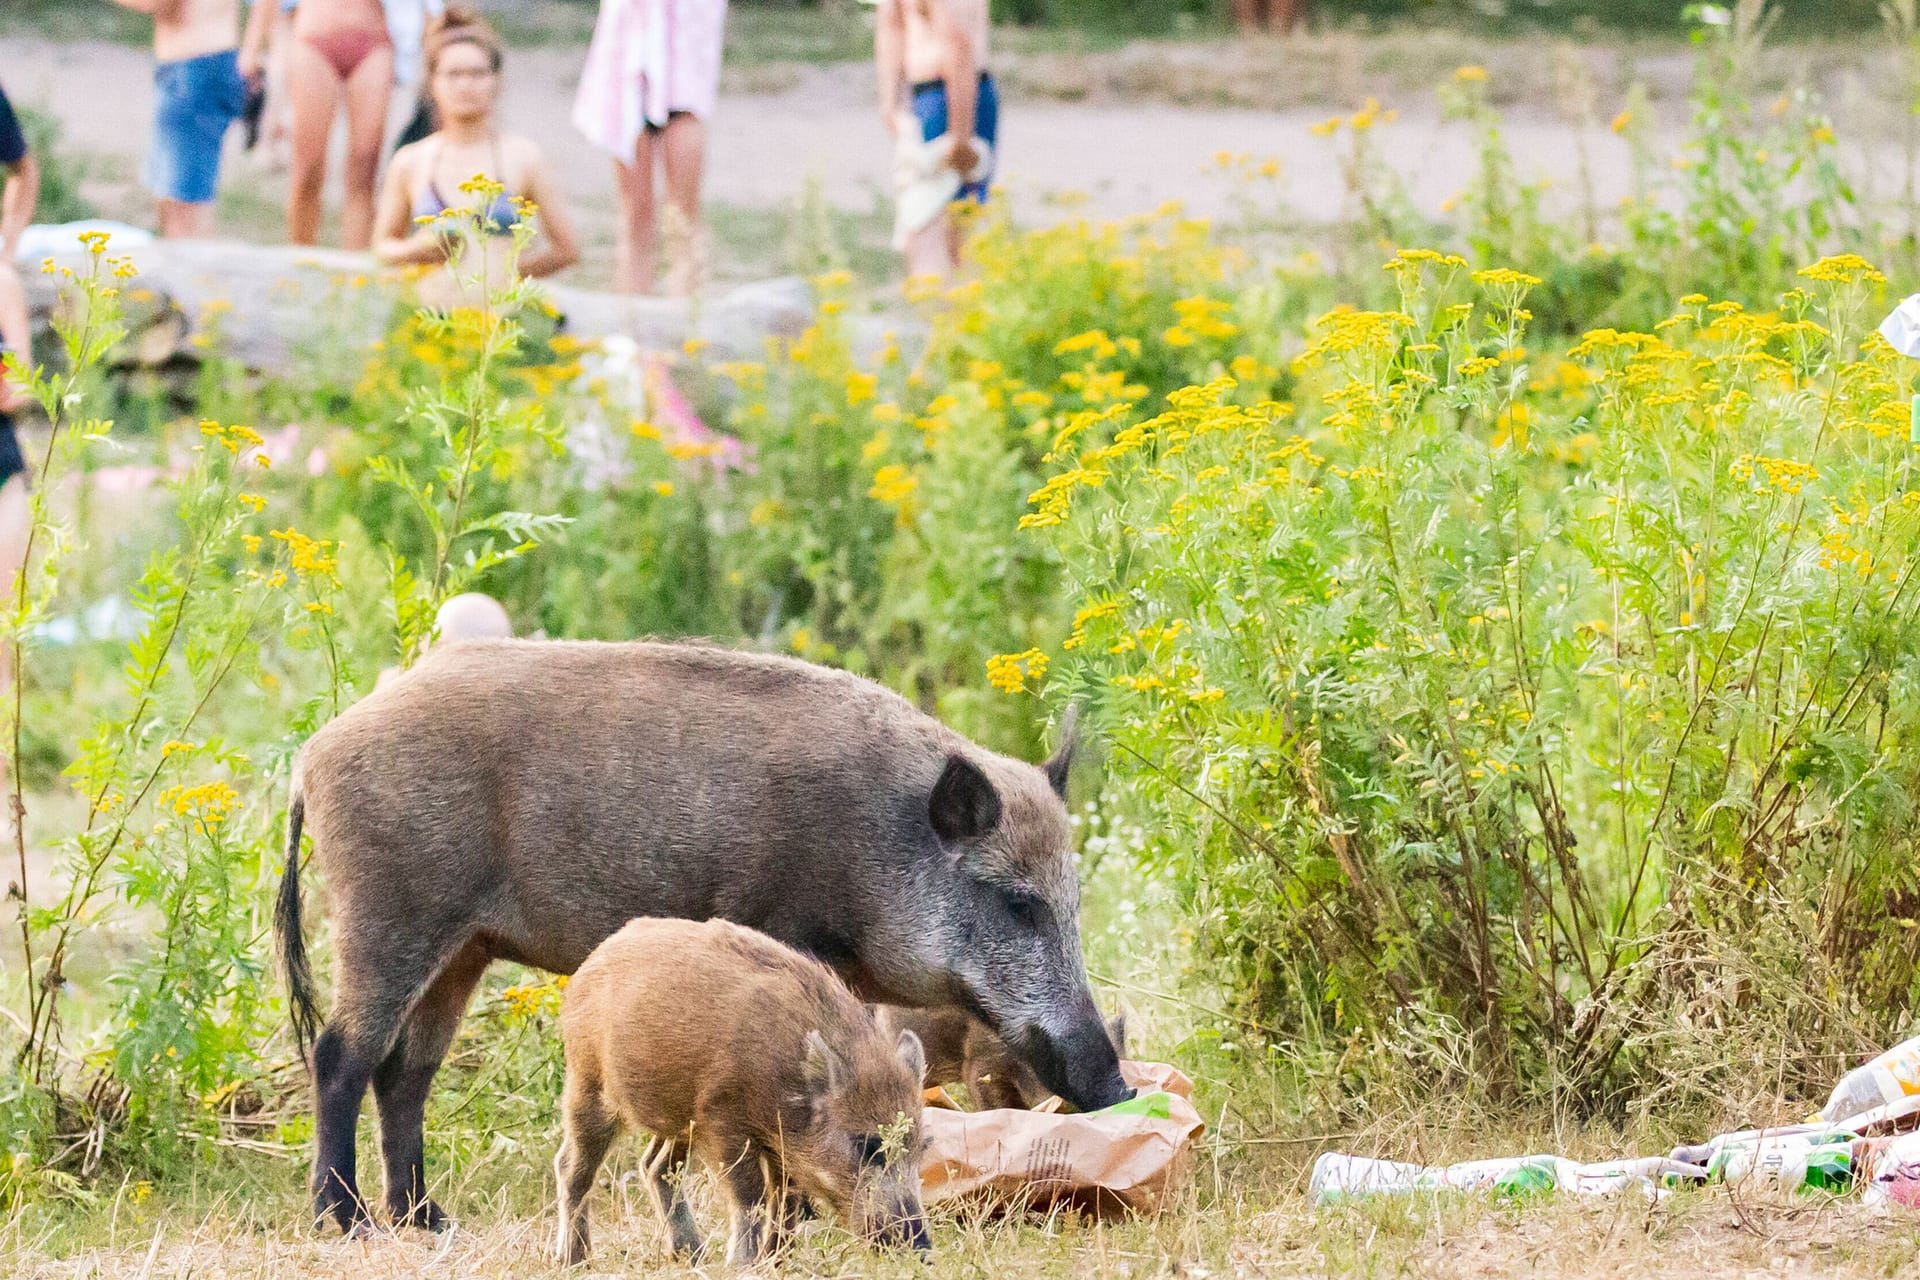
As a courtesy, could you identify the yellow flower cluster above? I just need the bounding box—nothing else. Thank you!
[1162,296,1239,348]
[1729,454,1819,494]
[270,528,340,583]
[986,649,1049,693]
[159,780,240,828]
[869,463,917,507]
[1796,254,1886,286]
[499,975,568,1021]
[1312,97,1398,137]
[1294,309,1414,371]
[1470,268,1543,291]
[199,420,265,456]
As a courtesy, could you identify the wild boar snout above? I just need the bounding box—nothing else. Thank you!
[1012,1010,1133,1112]
[881,1197,932,1255]
[803,1025,932,1255]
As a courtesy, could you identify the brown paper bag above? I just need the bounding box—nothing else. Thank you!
[919,1060,1206,1219]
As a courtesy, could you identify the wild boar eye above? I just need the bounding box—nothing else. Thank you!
[1003,890,1040,928]
[855,1134,888,1166]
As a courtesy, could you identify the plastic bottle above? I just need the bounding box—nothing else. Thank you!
[1308,1152,1697,1204]
[1819,1034,1920,1125]
[1704,1132,1859,1193]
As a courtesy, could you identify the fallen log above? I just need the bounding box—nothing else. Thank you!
[21,238,821,379]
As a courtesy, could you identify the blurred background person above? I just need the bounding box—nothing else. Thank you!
[0,83,37,704]
[877,0,994,279]
[0,81,38,263]
[573,0,727,296]
[372,6,580,306]
[112,0,265,238]
[278,0,394,247]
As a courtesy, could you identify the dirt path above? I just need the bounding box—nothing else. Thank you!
[0,36,1638,282]
[1,35,1903,285]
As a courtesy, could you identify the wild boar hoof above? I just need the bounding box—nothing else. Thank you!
[313,1184,372,1236]
[343,1215,384,1241]
[388,1195,450,1232]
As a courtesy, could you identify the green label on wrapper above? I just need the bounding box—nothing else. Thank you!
[1099,1090,1174,1120]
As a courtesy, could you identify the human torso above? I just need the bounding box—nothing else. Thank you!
[407,133,533,228]
[401,132,536,308]
[292,0,388,39]
[153,0,242,63]
[902,0,988,85]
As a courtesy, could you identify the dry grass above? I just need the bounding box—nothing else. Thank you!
[9,1160,1920,1279]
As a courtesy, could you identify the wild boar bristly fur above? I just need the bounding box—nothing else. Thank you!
[555,917,928,1264]
[275,639,1129,1234]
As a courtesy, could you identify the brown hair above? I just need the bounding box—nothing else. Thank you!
[426,4,503,76]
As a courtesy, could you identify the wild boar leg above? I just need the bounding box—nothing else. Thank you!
[641,1136,703,1258]
[311,925,470,1233]
[709,1138,774,1265]
[552,1088,621,1265]
[769,1174,808,1252]
[371,940,491,1230]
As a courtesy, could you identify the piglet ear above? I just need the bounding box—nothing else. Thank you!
[895,1028,926,1087]
[1107,1012,1128,1057]
[929,754,1002,843]
[804,1029,843,1098]
[1042,704,1080,799]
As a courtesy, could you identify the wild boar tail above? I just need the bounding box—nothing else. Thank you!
[276,784,323,1070]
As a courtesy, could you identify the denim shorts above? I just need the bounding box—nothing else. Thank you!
[145,49,245,204]
[910,72,999,203]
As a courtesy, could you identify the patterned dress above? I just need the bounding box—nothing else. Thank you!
[572,0,728,158]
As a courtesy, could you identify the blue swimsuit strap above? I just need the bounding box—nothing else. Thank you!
[411,135,524,232]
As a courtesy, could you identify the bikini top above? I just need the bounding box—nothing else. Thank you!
[410,136,526,235]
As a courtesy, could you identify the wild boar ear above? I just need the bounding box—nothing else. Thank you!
[1107,1012,1128,1057]
[1041,705,1080,799]
[895,1027,926,1086]
[929,754,1002,843]
[804,1029,843,1098]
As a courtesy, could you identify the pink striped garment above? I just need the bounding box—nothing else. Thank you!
[572,0,729,159]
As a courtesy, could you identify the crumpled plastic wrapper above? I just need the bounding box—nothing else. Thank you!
[1880,294,1920,358]
[919,1060,1205,1219]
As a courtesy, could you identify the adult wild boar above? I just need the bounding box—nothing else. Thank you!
[276,639,1129,1234]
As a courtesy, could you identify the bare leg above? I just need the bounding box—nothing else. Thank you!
[613,131,658,295]
[338,44,395,250]
[156,199,216,240]
[642,1136,703,1258]
[659,115,707,297]
[284,36,343,245]
[0,476,25,694]
[372,940,489,1229]
[905,210,955,280]
[553,1082,621,1265]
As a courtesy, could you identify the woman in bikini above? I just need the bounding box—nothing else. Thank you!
[278,0,393,248]
[371,7,580,306]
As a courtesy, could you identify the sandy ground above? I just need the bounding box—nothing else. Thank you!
[7,32,1912,286]
[0,36,1670,285]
